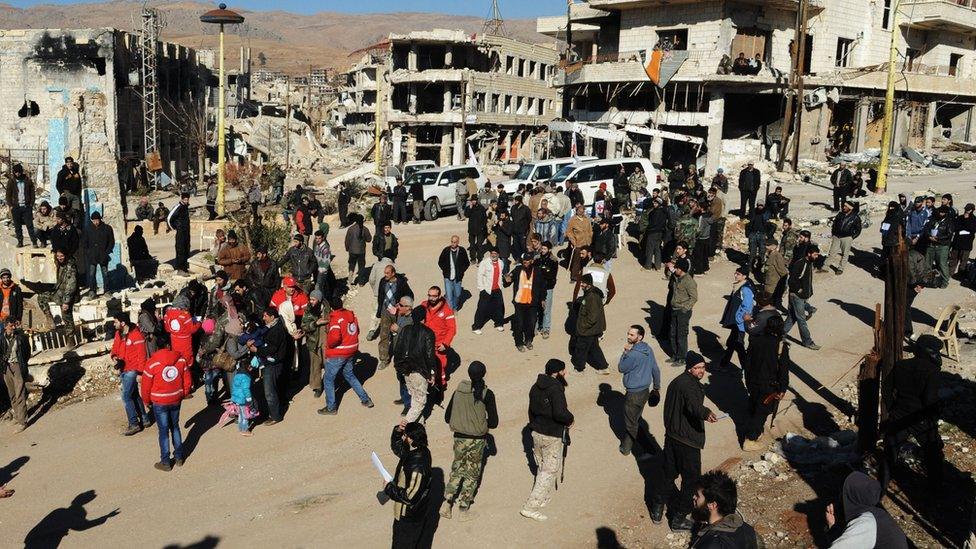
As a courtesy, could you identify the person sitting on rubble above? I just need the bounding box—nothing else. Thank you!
[748,53,763,75]
[732,52,750,75]
[152,202,170,235]
[135,198,153,222]
[33,201,57,248]
[765,186,791,220]
[127,225,157,284]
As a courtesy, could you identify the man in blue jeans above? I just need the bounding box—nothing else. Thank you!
[249,307,290,425]
[110,314,152,436]
[438,235,470,311]
[318,295,374,415]
[535,241,559,339]
[389,296,416,416]
[141,348,191,471]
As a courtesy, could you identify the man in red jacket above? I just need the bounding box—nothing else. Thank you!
[318,295,374,415]
[422,286,457,388]
[164,303,200,368]
[141,348,192,471]
[111,314,152,436]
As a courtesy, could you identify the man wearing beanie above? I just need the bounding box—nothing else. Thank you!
[521,359,573,522]
[441,361,498,521]
[216,229,251,281]
[719,266,755,369]
[883,334,945,490]
[668,258,697,366]
[302,289,330,398]
[572,273,609,374]
[652,351,717,531]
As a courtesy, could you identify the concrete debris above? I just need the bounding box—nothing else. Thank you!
[945,141,976,152]
[902,146,930,167]
[830,149,880,164]
[781,430,858,467]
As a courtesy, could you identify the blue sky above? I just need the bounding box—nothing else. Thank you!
[12,0,566,18]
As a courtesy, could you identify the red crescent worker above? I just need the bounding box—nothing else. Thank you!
[164,300,201,368]
[421,285,456,388]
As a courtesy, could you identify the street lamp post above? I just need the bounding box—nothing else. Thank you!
[201,3,244,216]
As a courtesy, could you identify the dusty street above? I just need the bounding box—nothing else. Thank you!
[2,169,974,548]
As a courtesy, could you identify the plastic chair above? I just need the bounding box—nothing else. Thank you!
[931,304,961,361]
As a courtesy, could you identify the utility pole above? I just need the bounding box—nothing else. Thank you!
[876,0,902,193]
[790,0,810,171]
[284,76,291,169]
[140,7,161,189]
[777,0,809,172]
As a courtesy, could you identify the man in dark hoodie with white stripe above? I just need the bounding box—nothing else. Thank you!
[617,325,660,457]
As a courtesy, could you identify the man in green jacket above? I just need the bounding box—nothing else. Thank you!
[38,249,78,331]
[571,273,609,374]
[668,258,697,366]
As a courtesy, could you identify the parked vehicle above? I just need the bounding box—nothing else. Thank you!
[406,165,488,220]
[548,158,658,206]
[502,156,597,194]
[402,160,437,181]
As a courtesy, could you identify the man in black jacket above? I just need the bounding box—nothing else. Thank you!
[169,193,191,275]
[248,307,289,425]
[923,206,953,288]
[372,223,399,261]
[464,198,488,262]
[245,247,280,309]
[336,181,352,227]
[643,198,668,270]
[826,200,862,275]
[535,242,559,339]
[279,234,319,291]
[56,157,82,196]
[737,162,760,218]
[521,359,574,522]
[81,211,115,297]
[371,195,393,235]
[689,470,761,547]
[883,334,944,489]
[509,195,532,260]
[0,322,30,430]
[438,235,470,311]
[377,266,414,367]
[409,178,425,224]
[385,422,432,548]
[391,180,409,224]
[652,351,717,532]
[784,245,821,350]
[504,253,547,352]
[830,163,853,212]
[391,306,437,424]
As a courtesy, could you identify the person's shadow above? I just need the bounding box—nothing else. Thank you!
[0,456,29,485]
[24,490,119,548]
[595,383,660,458]
[181,405,225,462]
[162,535,221,549]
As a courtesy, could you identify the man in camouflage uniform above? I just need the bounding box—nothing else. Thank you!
[440,361,498,521]
[779,218,800,263]
[674,202,701,255]
[37,249,78,330]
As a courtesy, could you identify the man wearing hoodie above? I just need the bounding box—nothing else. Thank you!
[385,422,433,547]
[825,472,909,548]
[617,325,661,457]
[689,470,760,548]
[652,351,718,532]
[440,361,499,522]
[572,273,609,374]
[521,359,574,522]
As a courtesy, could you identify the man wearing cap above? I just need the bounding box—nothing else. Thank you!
[668,258,697,366]
[110,313,151,435]
[521,359,574,522]
[37,249,78,330]
[572,273,609,374]
[279,234,318,292]
[302,289,331,398]
[574,251,616,305]
[441,361,498,521]
[785,244,821,350]
[6,164,38,249]
[216,230,251,281]
[504,253,545,352]
[652,351,717,531]
[737,162,760,218]
[0,269,24,332]
[168,193,192,275]
[80,211,115,297]
[827,200,862,275]
[271,276,309,378]
[711,168,728,194]
[719,266,755,369]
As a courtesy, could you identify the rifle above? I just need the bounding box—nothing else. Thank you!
[559,427,571,487]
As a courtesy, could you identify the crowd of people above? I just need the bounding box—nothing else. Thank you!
[1,154,956,548]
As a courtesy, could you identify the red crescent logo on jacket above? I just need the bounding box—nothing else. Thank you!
[161,365,179,382]
[347,322,358,335]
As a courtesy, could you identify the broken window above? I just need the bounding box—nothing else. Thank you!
[539,63,548,81]
[950,53,963,77]
[491,93,500,113]
[882,0,892,30]
[418,45,446,71]
[656,29,688,51]
[392,86,410,111]
[906,48,921,72]
[392,44,410,70]
[506,56,514,75]
[416,83,445,113]
[835,37,854,68]
[504,95,512,114]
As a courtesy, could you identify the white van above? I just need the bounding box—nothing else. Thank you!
[549,158,657,206]
[407,165,489,220]
[502,157,597,194]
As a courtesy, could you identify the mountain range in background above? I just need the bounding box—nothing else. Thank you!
[0,0,551,74]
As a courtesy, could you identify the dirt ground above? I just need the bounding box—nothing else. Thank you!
[2,168,976,548]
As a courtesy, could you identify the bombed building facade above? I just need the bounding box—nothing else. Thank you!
[537,0,976,172]
[0,27,212,282]
[336,29,563,166]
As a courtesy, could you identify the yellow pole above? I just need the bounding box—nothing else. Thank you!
[373,62,382,175]
[217,23,227,215]
[876,0,900,194]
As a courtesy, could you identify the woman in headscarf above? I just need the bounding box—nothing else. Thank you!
[825,471,908,548]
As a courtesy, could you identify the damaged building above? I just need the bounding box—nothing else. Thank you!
[0,28,213,283]
[537,0,976,172]
[336,29,563,167]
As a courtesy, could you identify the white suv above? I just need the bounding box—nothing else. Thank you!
[502,156,597,194]
[407,165,489,220]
